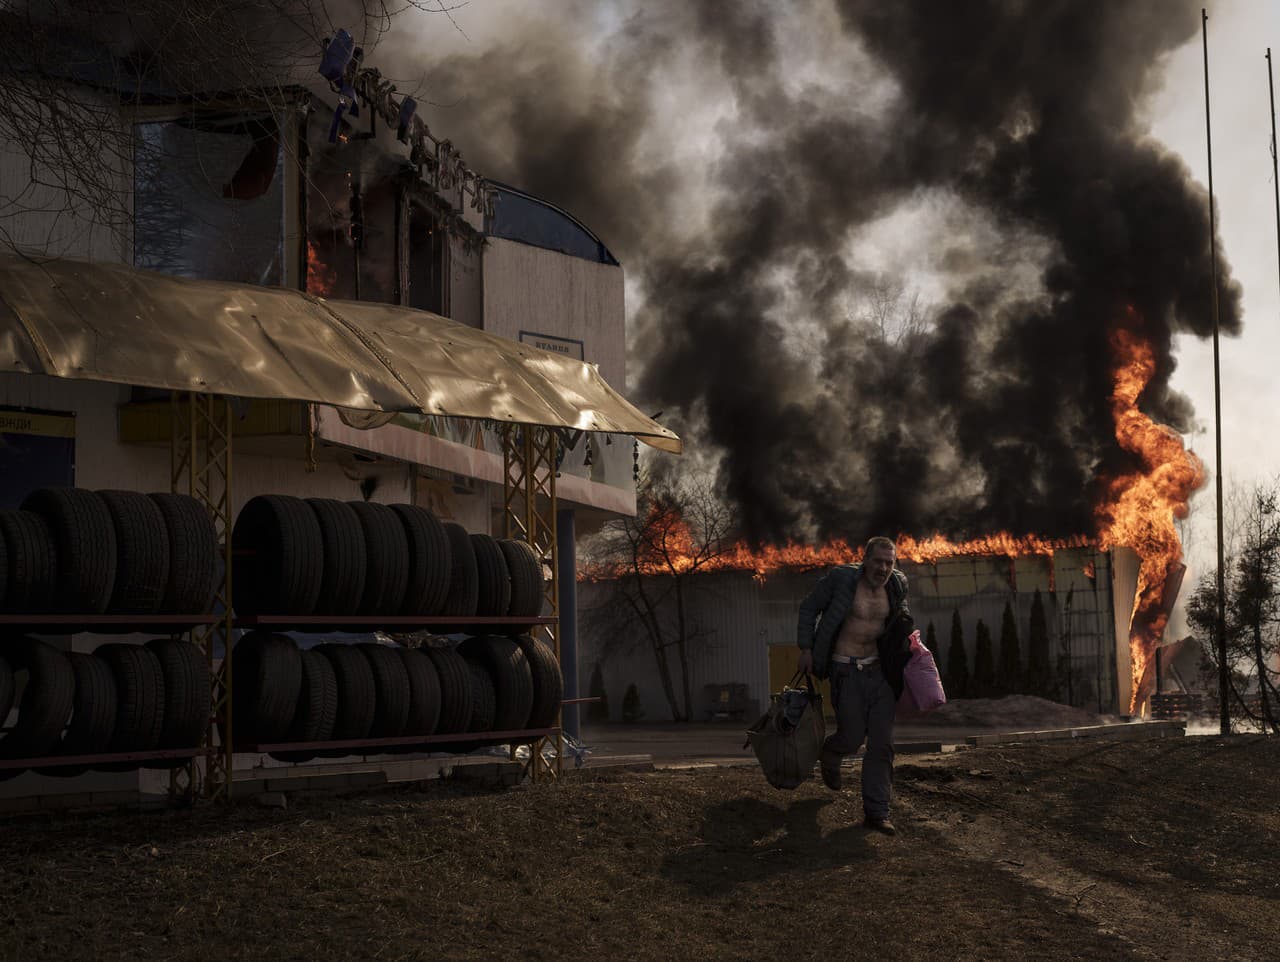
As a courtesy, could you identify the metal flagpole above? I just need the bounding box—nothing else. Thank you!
[1202,9,1229,736]
[1268,49,1280,314]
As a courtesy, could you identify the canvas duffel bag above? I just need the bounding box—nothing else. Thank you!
[744,672,826,790]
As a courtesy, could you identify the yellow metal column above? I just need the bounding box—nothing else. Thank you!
[502,424,560,779]
[171,393,234,802]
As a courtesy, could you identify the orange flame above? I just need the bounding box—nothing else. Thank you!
[584,512,1090,583]
[711,531,1094,580]
[1094,310,1204,713]
[306,241,337,297]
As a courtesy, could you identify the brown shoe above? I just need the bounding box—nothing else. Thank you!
[863,816,896,836]
[820,751,842,791]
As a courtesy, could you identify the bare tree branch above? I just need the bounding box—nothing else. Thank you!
[580,472,735,721]
[850,272,932,347]
[0,0,462,256]
[1186,477,1280,733]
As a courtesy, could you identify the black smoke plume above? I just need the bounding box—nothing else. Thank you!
[413,0,1242,544]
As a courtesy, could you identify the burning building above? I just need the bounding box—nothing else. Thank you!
[122,74,637,526]
[580,301,1202,723]
[580,541,1171,724]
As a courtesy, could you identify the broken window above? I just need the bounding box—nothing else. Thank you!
[133,113,284,285]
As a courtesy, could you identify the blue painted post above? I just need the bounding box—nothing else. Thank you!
[557,508,580,739]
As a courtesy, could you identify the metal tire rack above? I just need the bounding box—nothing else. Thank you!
[0,392,231,789]
[0,394,243,800]
[0,614,219,779]
[170,394,566,802]
[0,393,572,802]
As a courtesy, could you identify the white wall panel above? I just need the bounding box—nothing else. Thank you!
[481,237,626,389]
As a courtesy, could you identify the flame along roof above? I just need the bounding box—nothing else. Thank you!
[0,254,681,453]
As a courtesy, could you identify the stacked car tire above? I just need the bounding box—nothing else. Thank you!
[0,635,210,776]
[0,487,556,775]
[0,488,217,618]
[228,632,562,759]
[0,487,217,776]
[231,495,544,619]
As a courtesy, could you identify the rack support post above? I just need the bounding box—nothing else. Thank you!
[171,392,234,802]
[502,424,560,779]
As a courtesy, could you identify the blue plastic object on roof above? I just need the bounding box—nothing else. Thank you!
[320,29,361,142]
[319,30,355,83]
[486,182,619,266]
[397,97,417,142]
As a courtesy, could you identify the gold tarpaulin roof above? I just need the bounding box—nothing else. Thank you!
[0,254,681,453]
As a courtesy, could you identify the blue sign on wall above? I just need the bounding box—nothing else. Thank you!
[0,408,75,508]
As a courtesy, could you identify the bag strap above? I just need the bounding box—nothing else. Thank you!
[787,670,817,694]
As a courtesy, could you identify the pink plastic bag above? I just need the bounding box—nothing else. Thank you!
[901,629,947,713]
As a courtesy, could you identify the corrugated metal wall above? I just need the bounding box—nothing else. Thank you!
[579,571,770,723]
[904,548,1123,714]
[1108,547,1141,712]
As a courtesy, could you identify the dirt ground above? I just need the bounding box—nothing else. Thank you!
[0,735,1275,962]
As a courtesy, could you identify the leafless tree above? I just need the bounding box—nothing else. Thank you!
[0,0,460,255]
[853,272,930,346]
[581,471,734,722]
[1186,478,1280,733]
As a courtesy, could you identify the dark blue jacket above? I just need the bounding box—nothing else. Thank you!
[796,563,913,697]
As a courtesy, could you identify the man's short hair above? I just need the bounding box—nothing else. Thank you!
[864,536,897,558]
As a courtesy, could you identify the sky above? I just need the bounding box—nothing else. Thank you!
[1147,0,1280,587]
[390,0,1280,593]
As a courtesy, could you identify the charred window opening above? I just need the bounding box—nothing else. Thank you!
[356,178,396,304]
[304,123,397,304]
[408,201,446,315]
[306,174,398,303]
[302,109,463,313]
[306,140,357,300]
[134,113,284,284]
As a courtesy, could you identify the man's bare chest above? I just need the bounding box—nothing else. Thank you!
[851,582,890,623]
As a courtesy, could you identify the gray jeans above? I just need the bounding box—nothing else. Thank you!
[824,661,895,819]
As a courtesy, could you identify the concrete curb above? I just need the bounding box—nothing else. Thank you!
[897,742,967,755]
[567,754,658,774]
[965,720,1185,747]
